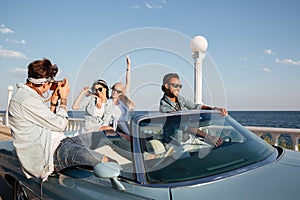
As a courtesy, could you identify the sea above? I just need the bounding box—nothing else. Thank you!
[69,110,300,131]
[2,110,299,129]
[229,111,300,149]
[228,111,300,129]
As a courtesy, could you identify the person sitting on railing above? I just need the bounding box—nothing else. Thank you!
[8,58,116,182]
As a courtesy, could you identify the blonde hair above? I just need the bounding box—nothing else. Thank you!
[112,82,134,110]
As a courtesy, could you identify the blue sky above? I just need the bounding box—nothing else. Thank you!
[1,0,300,111]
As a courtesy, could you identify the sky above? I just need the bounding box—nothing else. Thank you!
[1,0,300,111]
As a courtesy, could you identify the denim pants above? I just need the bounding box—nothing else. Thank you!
[53,131,111,172]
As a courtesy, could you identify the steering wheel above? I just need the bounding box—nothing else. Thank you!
[221,135,232,143]
[219,135,232,148]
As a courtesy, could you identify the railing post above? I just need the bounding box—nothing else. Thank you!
[65,118,84,133]
[271,133,280,146]
[291,134,299,151]
[256,132,264,138]
[5,85,14,127]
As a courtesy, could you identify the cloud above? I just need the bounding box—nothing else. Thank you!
[131,0,167,9]
[7,67,27,76]
[0,24,14,34]
[5,39,27,44]
[146,2,154,8]
[0,45,27,59]
[146,0,167,9]
[241,56,248,61]
[263,49,274,55]
[275,58,300,66]
[131,5,140,9]
[261,67,271,73]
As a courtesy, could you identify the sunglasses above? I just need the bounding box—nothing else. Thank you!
[168,83,183,89]
[95,87,104,93]
[112,88,122,94]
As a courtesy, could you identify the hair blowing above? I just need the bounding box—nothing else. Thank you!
[27,58,58,80]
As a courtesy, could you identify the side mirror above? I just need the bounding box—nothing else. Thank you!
[94,162,126,191]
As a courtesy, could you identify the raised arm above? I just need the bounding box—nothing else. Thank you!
[72,86,90,110]
[125,55,131,93]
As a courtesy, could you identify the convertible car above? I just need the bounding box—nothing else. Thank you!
[1,110,300,199]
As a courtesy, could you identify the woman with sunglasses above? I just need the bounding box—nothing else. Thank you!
[110,55,134,135]
[72,79,114,133]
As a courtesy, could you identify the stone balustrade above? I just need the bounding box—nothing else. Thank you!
[246,126,300,151]
[1,114,300,151]
[65,118,85,132]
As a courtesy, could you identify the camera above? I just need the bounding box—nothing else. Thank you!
[50,80,65,90]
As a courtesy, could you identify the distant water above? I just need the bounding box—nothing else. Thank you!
[68,111,85,119]
[229,111,300,148]
[229,111,300,129]
[3,110,300,129]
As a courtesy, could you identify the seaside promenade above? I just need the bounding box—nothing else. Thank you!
[0,125,11,141]
[0,126,12,200]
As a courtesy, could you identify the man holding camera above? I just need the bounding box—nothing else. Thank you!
[9,58,115,181]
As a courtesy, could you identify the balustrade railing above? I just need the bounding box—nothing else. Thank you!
[246,126,300,151]
[1,115,300,151]
[64,118,300,151]
[65,118,85,132]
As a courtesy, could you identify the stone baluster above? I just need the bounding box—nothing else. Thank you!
[291,134,299,151]
[271,133,280,146]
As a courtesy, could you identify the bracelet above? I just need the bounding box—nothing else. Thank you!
[126,69,130,71]
[51,102,58,106]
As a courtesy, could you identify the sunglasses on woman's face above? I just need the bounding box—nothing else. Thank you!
[168,83,183,89]
[95,87,104,93]
[112,88,122,94]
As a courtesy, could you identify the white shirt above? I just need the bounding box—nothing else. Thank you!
[94,102,105,117]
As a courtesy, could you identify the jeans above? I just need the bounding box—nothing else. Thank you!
[53,131,111,172]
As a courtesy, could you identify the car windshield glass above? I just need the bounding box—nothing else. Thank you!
[139,112,275,183]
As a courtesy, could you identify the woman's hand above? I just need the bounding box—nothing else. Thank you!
[126,54,130,69]
[215,107,228,116]
[81,86,90,95]
[99,126,118,136]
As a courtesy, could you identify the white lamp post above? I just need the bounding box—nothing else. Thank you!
[190,36,208,104]
[5,85,14,126]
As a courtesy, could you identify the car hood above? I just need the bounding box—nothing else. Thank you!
[171,149,300,200]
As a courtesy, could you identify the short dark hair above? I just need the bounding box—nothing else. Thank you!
[27,58,58,80]
[161,73,180,92]
[26,58,58,86]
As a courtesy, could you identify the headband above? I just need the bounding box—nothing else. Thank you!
[27,77,53,84]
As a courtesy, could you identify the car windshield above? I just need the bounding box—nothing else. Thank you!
[138,111,275,183]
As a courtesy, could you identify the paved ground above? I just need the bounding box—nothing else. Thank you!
[0,126,13,199]
[0,126,11,141]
